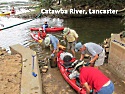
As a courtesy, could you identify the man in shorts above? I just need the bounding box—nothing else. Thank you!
[63,27,79,57]
[75,42,105,68]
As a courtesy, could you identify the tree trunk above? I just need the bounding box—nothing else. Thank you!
[58,0,60,5]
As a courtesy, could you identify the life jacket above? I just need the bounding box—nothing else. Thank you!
[11,9,15,14]
[41,32,46,39]
[44,24,48,28]
[38,31,46,39]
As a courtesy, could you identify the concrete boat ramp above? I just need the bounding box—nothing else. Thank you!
[10,44,42,94]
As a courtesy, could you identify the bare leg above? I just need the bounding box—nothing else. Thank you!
[71,49,75,57]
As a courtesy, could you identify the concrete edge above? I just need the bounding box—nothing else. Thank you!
[9,44,42,94]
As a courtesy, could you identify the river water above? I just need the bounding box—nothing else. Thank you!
[0,17,123,51]
[0,17,63,51]
[64,17,124,43]
[0,0,124,51]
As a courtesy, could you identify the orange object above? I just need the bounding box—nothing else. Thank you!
[58,44,66,50]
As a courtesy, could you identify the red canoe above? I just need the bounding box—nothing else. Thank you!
[30,27,64,32]
[30,33,43,43]
[56,51,86,94]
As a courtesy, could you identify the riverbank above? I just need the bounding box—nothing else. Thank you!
[15,10,124,19]
[0,47,22,94]
[0,33,125,94]
[14,4,125,19]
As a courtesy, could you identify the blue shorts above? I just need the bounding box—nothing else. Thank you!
[96,81,114,94]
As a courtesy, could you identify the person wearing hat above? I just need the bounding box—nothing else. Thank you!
[75,64,114,94]
[63,27,79,57]
[42,21,48,32]
[75,42,105,68]
[44,34,59,57]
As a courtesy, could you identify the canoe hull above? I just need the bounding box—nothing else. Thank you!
[57,51,86,94]
[30,27,64,32]
[0,12,10,16]
[30,33,42,43]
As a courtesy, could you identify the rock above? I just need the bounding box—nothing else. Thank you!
[43,66,48,69]
[105,48,109,53]
[104,44,109,48]
[84,54,90,58]
[0,51,3,55]
[41,68,48,73]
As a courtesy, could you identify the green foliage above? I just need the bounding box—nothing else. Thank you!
[122,12,125,30]
[39,0,125,10]
[41,0,53,8]
[58,0,124,10]
[62,0,70,7]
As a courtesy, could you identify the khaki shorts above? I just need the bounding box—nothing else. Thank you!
[67,41,75,50]
[91,49,105,66]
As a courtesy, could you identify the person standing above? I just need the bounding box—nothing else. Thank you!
[75,65,114,94]
[75,42,105,68]
[63,27,78,57]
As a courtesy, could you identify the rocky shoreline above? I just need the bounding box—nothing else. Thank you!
[1,33,125,94]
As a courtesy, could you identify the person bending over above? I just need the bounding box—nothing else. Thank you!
[75,64,114,94]
[75,42,105,68]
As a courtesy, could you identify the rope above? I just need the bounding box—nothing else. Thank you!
[0,13,42,31]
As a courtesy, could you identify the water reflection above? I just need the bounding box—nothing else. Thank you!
[0,17,64,50]
[0,9,124,52]
[64,17,124,43]
[0,0,39,15]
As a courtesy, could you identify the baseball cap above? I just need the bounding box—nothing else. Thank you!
[75,42,82,52]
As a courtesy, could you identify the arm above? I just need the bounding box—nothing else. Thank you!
[38,36,42,40]
[51,37,58,54]
[88,48,99,66]
[63,35,66,41]
[63,35,67,45]
[83,82,91,94]
[80,54,84,61]
[50,43,57,57]
[52,42,57,54]
[52,49,56,54]
[89,54,99,66]
[42,25,46,31]
[75,38,78,43]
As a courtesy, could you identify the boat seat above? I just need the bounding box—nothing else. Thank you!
[67,69,73,73]
[63,63,73,69]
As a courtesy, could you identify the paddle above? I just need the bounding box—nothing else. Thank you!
[32,55,37,77]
